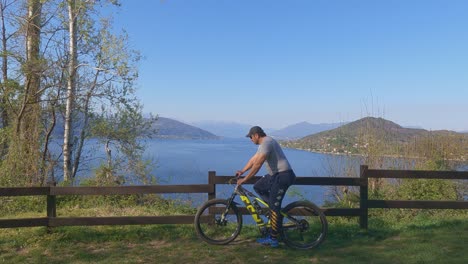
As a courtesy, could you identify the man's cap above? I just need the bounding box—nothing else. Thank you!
[246,126,265,137]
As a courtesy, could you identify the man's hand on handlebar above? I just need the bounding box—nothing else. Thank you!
[235,171,244,186]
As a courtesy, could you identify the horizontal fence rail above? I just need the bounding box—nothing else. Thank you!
[367,200,468,209]
[210,175,364,186]
[365,169,468,180]
[364,166,468,213]
[0,184,212,228]
[1,187,49,196]
[49,185,213,195]
[209,174,363,219]
[1,166,467,229]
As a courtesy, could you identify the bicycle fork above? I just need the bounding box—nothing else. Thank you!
[219,190,239,224]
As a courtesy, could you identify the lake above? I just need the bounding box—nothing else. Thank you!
[146,138,360,206]
[72,137,466,206]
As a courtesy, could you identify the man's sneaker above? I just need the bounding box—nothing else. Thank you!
[256,236,279,248]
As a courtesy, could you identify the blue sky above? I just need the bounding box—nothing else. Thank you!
[112,0,468,131]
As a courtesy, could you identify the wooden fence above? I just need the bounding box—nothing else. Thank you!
[1,165,467,229]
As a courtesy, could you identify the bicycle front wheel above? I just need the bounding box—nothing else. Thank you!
[194,199,242,245]
[281,201,328,249]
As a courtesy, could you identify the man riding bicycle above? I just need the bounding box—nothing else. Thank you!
[236,126,296,248]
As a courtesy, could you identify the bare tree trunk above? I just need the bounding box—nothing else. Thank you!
[40,101,56,185]
[63,0,77,182]
[71,59,102,179]
[0,1,10,158]
[71,89,92,179]
[105,140,113,179]
[17,0,43,185]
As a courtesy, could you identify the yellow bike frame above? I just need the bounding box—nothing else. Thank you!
[235,185,274,230]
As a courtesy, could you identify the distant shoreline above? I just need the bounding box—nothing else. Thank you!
[283,145,468,165]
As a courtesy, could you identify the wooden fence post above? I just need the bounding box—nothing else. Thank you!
[47,181,57,232]
[360,165,369,230]
[208,171,216,200]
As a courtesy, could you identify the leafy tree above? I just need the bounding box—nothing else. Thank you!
[0,1,157,187]
[0,0,44,186]
[91,103,157,185]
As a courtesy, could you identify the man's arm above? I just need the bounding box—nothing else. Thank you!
[237,152,267,185]
[236,155,255,176]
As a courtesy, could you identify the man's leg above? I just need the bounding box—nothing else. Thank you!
[259,171,296,247]
[253,174,271,203]
[268,176,287,243]
[272,171,296,235]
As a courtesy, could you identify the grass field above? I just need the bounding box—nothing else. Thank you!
[1,213,467,264]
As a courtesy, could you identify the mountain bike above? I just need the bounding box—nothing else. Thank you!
[194,178,328,249]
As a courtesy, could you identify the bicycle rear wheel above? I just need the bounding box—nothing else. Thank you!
[281,201,328,249]
[194,199,242,245]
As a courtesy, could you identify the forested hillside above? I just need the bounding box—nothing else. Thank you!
[283,117,467,161]
[154,117,219,139]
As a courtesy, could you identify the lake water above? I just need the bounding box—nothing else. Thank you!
[146,138,358,206]
[76,138,467,206]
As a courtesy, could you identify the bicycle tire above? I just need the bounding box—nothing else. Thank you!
[281,200,328,249]
[194,199,243,245]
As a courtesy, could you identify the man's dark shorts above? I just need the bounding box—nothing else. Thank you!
[253,170,296,211]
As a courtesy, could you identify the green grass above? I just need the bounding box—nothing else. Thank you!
[1,215,467,264]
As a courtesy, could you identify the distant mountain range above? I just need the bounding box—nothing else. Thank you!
[282,117,468,159]
[47,116,219,140]
[46,114,468,148]
[192,121,252,138]
[270,121,345,140]
[154,117,219,139]
[146,117,468,158]
[193,120,344,139]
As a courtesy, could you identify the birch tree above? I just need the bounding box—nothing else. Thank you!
[63,0,78,182]
[58,1,156,184]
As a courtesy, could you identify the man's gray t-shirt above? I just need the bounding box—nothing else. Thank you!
[257,136,292,175]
